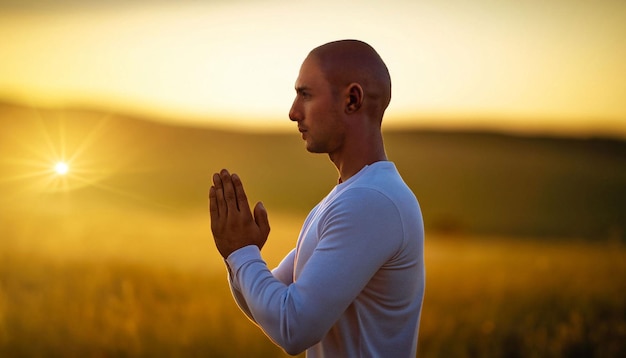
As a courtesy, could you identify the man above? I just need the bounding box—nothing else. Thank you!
[209,39,425,357]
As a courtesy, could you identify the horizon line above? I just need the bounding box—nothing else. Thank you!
[1,97,624,141]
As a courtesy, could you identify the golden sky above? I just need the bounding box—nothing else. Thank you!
[1,0,625,136]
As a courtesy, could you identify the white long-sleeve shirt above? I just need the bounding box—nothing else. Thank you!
[226,161,425,357]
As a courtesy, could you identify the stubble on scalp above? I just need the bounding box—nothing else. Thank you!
[308,40,392,122]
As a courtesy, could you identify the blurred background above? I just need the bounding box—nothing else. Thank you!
[1,0,625,357]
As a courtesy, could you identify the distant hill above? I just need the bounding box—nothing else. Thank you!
[1,103,625,240]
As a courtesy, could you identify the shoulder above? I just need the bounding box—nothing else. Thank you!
[322,186,403,231]
[347,162,418,211]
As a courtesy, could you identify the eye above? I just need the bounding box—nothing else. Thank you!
[296,88,311,99]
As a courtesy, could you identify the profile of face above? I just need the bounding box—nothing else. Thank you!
[289,55,347,154]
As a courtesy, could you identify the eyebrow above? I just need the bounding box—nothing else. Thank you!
[295,86,311,93]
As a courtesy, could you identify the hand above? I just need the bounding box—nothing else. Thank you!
[209,169,270,259]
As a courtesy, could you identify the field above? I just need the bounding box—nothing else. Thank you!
[1,211,624,357]
[1,105,625,356]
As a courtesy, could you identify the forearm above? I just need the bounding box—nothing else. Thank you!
[228,247,295,323]
[228,244,389,355]
[271,248,296,285]
[228,247,332,355]
[226,190,403,355]
[227,265,256,323]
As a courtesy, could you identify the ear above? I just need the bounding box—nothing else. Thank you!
[345,83,363,114]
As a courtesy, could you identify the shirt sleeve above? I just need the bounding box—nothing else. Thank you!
[271,248,296,285]
[226,188,402,355]
[227,247,296,323]
[226,247,258,323]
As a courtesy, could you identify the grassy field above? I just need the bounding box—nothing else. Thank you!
[0,210,624,357]
[0,105,625,356]
[420,236,625,357]
[1,104,625,240]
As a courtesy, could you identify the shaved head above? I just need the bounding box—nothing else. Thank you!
[308,40,392,122]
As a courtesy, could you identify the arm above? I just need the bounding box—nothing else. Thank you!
[271,248,296,285]
[209,169,288,324]
[227,189,401,355]
[227,248,296,322]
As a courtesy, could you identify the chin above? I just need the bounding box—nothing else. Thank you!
[305,142,324,154]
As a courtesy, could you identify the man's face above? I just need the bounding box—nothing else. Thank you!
[289,56,346,154]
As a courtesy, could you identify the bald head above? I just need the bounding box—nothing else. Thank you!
[308,40,392,122]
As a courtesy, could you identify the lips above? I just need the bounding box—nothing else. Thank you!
[298,127,307,139]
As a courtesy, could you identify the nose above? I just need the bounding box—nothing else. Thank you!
[289,97,301,122]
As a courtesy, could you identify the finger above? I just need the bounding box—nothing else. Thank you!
[231,173,252,215]
[213,171,223,188]
[209,185,218,219]
[209,185,223,234]
[220,169,240,212]
[254,201,271,239]
[212,172,227,217]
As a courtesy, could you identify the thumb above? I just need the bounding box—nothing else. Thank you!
[254,201,270,239]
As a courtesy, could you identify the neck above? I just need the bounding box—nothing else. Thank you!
[330,130,387,183]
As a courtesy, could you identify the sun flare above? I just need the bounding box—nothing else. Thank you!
[54,161,69,175]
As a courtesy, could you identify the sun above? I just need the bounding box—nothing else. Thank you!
[54,161,69,175]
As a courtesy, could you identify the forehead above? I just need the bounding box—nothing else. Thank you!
[294,55,328,89]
